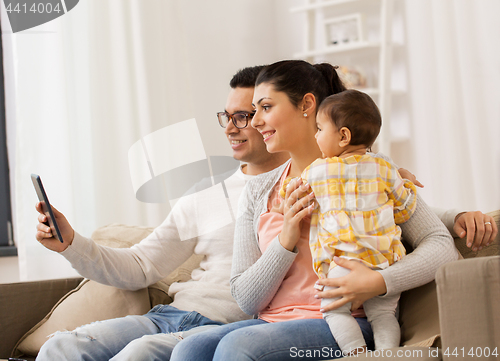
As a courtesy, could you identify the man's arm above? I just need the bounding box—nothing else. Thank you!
[432,207,498,250]
[36,201,197,291]
[62,223,196,290]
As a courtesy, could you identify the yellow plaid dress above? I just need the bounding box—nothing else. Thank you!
[300,154,417,278]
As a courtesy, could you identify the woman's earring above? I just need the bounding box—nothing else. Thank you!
[303,113,307,117]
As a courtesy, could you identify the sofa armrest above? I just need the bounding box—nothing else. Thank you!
[0,277,83,359]
[436,256,500,359]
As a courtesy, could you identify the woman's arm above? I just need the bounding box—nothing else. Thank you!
[379,194,459,295]
[316,194,459,311]
[230,182,297,315]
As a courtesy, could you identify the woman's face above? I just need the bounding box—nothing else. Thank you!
[251,83,305,154]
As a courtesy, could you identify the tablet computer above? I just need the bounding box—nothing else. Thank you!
[31,174,64,243]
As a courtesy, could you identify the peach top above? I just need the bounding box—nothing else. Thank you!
[257,163,321,322]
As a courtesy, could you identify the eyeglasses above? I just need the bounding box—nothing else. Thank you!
[217,111,255,129]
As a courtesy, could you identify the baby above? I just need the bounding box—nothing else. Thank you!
[283,89,417,355]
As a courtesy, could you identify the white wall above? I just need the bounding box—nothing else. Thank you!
[403,0,500,212]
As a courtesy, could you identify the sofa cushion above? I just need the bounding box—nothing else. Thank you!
[399,280,441,348]
[13,279,150,357]
[90,223,155,248]
[91,223,203,306]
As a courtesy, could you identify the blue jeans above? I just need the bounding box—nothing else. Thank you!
[36,304,223,361]
[170,317,374,361]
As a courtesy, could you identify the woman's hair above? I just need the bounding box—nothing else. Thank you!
[255,60,346,109]
[319,89,381,147]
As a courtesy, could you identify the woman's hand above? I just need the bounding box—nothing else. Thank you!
[454,211,498,251]
[315,257,387,312]
[35,202,75,253]
[279,178,315,251]
[398,168,424,188]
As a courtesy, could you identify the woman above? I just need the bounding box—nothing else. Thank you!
[170,60,496,361]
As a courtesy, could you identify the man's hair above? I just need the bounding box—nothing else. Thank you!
[318,89,381,148]
[230,65,266,88]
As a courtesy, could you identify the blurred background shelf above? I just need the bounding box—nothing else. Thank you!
[291,0,410,157]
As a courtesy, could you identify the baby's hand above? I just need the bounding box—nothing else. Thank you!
[398,168,424,188]
[280,177,312,199]
[270,199,284,215]
[279,177,294,199]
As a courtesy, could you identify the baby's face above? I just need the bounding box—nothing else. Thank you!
[315,112,343,158]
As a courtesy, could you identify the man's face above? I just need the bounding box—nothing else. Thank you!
[224,87,270,165]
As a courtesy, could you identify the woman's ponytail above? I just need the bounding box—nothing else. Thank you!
[313,63,346,97]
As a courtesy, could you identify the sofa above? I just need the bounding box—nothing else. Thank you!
[1,210,498,361]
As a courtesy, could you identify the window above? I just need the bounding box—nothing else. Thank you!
[0,19,15,257]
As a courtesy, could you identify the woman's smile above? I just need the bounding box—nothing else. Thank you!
[261,130,276,142]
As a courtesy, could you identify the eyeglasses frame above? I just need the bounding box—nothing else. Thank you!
[217,111,255,129]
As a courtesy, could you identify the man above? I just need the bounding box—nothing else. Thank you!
[35,66,290,360]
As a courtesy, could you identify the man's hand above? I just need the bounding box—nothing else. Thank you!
[398,168,424,188]
[315,257,387,312]
[35,202,75,253]
[454,211,498,251]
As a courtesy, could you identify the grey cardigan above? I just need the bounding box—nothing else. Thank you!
[230,159,459,316]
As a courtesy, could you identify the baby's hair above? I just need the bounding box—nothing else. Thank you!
[318,89,381,148]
